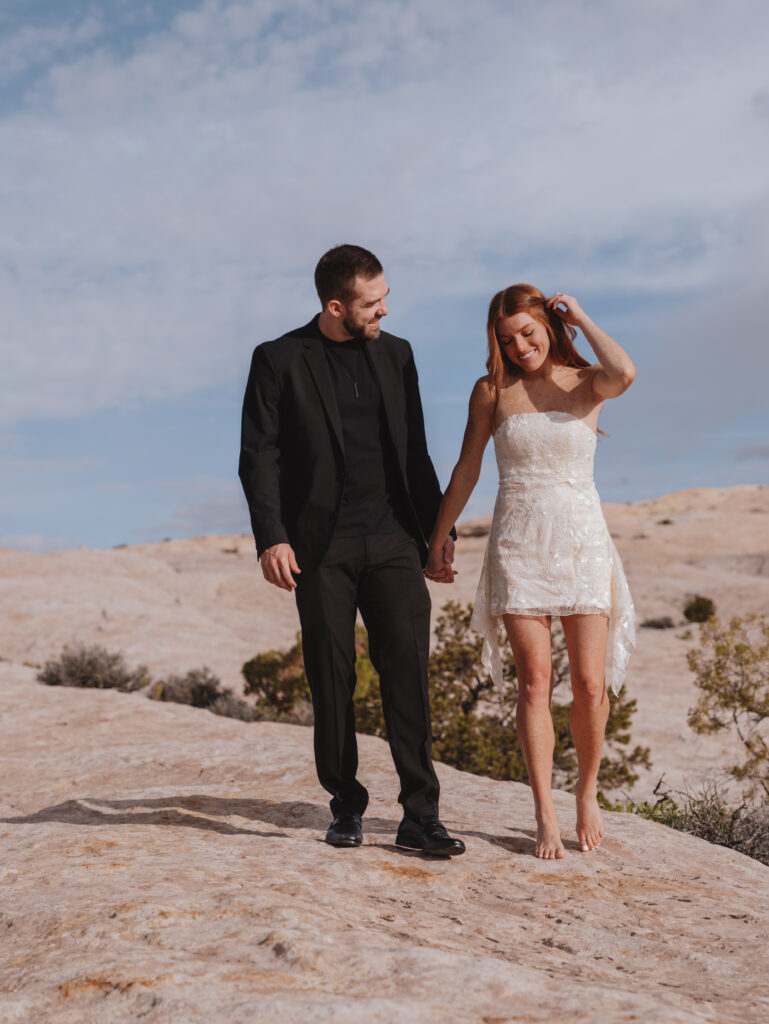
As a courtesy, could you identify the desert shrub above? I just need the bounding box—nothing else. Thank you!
[37,643,150,691]
[243,600,651,799]
[146,666,225,708]
[684,594,716,623]
[209,691,259,722]
[687,613,769,801]
[629,778,769,866]
[641,616,675,629]
[38,644,264,723]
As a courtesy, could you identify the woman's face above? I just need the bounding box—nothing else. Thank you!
[495,312,551,374]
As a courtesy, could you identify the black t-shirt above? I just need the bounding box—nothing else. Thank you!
[313,321,412,537]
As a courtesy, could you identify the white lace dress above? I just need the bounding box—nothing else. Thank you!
[470,410,635,695]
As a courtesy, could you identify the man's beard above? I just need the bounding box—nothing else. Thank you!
[342,316,380,341]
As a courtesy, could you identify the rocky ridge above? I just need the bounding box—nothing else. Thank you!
[2,661,768,1023]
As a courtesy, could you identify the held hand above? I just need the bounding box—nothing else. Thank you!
[424,537,457,584]
[259,543,301,591]
[442,536,455,572]
[545,292,588,329]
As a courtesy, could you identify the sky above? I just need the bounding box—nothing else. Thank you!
[2,0,768,552]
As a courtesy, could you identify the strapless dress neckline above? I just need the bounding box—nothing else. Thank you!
[493,409,597,438]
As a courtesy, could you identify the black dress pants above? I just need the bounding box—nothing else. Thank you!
[294,528,440,821]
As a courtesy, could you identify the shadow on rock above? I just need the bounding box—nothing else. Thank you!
[1,795,403,838]
[458,827,536,857]
[1,796,284,837]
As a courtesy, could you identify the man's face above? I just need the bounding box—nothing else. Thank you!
[340,274,390,340]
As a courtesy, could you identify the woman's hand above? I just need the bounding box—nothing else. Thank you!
[545,292,588,329]
[424,538,457,584]
[546,292,636,398]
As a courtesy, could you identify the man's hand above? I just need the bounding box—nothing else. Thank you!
[424,536,457,584]
[259,543,301,591]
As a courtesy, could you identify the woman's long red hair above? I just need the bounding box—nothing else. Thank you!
[486,284,590,415]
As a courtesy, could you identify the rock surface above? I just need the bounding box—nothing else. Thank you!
[2,485,768,800]
[2,663,769,1023]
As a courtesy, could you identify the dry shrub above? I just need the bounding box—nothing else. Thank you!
[629,778,769,866]
[209,691,258,722]
[37,643,150,691]
[39,646,260,723]
[146,667,225,707]
[641,616,675,629]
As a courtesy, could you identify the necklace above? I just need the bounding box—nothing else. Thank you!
[332,348,362,398]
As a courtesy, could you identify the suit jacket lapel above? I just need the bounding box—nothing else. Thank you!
[365,340,407,471]
[302,338,345,455]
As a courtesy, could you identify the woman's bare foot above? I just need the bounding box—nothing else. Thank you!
[576,784,603,851]
[535,812,566,859]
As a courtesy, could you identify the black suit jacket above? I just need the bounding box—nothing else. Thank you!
[239,317,449,571]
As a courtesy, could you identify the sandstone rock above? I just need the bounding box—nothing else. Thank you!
[0,485,767,802]
[1,664,768,1023]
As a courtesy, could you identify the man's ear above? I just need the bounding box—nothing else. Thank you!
[326,299,345,319]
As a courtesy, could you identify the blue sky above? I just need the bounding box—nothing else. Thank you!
[2,0,768,551]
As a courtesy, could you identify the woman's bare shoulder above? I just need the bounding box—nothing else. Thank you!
[470,375,495,404]
[465,375,496,430]
[555,364,597,392]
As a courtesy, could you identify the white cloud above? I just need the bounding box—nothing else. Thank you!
[0,13,103,83]
[2,0,768,424]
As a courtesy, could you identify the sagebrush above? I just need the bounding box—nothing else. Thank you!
[628,777,769,866]
[687,613,769,801]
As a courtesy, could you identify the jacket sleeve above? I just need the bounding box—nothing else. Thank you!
[403,343,457,542]
[238,344,291,556]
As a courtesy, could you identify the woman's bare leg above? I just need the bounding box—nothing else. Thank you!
[503,614,565,859]
[561,614,610,851]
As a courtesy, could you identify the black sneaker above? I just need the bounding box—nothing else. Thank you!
[325,813,363,847]
[395,815,466,857]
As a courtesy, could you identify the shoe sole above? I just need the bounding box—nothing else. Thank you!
[395,838,465,857]
[325,837,362,847]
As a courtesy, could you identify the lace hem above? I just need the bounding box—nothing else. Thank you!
[470,575,635,698]
[486,604,611,619]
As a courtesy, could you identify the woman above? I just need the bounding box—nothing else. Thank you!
[425,284,636,859]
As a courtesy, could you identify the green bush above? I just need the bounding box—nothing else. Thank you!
[242,628,379,730]
[620,612,769,867]
[684,594,716,623]
[37,643,150,691]
[242,600,651,799]
[687,613,769,801]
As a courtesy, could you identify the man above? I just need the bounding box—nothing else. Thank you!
[239,244,464,856]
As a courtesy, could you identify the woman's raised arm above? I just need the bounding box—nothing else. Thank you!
[546,292,636,399]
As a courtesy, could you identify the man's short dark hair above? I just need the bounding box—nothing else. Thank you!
[314,244,383,306]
